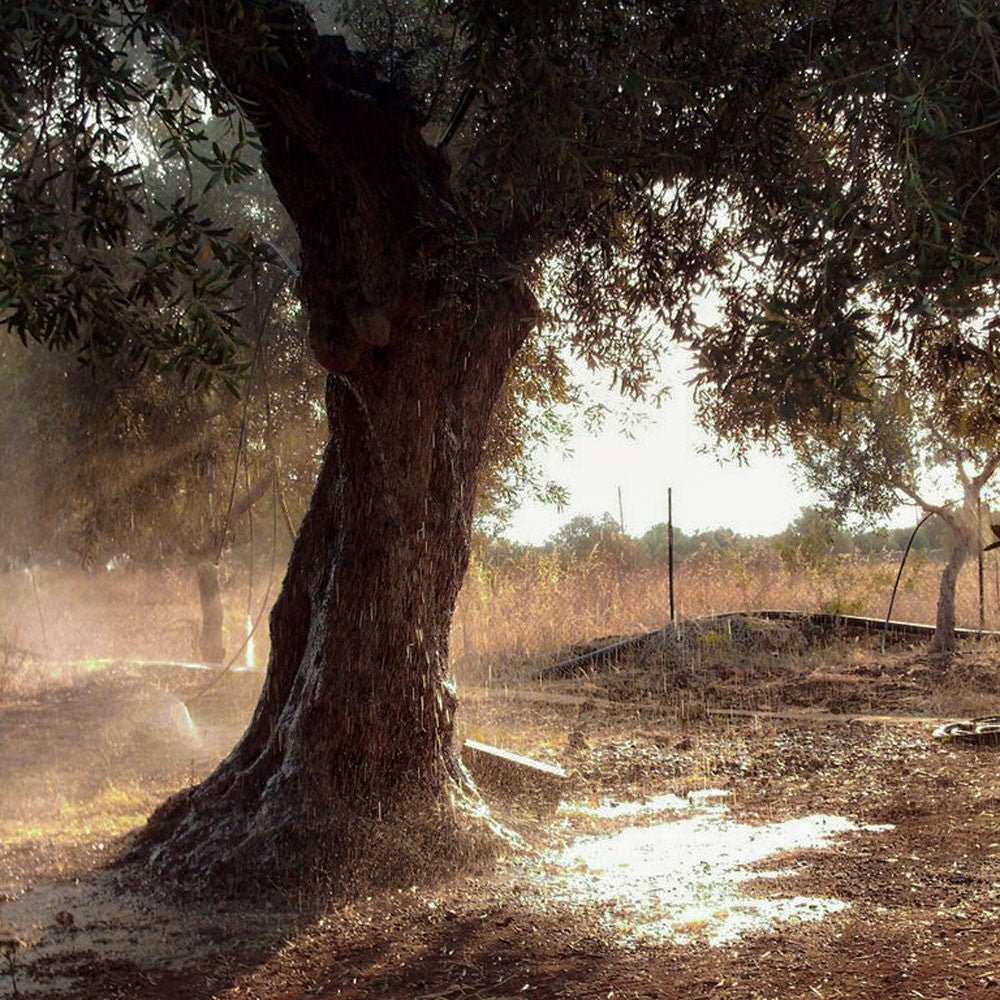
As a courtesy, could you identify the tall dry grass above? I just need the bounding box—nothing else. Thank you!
[449,549,1000,671]
[2,548,997,675]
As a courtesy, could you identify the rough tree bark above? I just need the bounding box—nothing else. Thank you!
[928,489,979,656]
[137,311,527,892]
[130,6,534,894]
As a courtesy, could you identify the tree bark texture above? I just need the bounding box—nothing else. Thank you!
[134,290,529,893]
[129,7,537,896]
[929,497,976,656]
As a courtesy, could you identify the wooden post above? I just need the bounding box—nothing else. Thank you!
[668,487,676,625]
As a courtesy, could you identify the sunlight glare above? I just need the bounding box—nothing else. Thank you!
[542,796,892,946]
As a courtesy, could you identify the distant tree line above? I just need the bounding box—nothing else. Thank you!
[474,506,975,571]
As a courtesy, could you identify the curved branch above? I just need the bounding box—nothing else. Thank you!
[438,84,475,150]
[894,479,955,525]
[972,451,1000,491]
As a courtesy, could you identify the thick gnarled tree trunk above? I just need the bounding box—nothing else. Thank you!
[129,4,536,896]
[133,293,530,894]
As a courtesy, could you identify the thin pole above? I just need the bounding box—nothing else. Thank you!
[668,487,676,625]
[618,485,625,533]
[978,497,986,631]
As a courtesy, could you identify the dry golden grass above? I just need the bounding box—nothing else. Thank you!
[0,782,161,847]
[0,564,268,674]
[1,550,997,680]
[449,550,1000,672]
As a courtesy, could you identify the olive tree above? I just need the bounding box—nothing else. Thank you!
[689,1,1000,652]
[790,360,1000,652]
[4,0,997,895]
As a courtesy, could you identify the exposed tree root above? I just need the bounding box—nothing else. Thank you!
[123,750,517,903]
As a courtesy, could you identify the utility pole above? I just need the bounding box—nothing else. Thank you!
[668,487,676,625]
[617,485,625,534]
[979,497,986,631]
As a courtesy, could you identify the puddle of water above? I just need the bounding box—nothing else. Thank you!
[541,797,892,946]
[560,788,729,820]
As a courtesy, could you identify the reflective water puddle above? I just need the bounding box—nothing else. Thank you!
[541,792,891,946]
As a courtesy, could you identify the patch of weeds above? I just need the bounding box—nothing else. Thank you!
[819,595,866,617]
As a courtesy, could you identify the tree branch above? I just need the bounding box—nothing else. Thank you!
[437,84,475,150]
[152,1,467,376]
[972,451,1000,491]
[187,469,276,561]
[894,478,955,524]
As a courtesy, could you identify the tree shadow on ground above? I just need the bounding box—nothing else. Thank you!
[214,906,625,1000]
[5,868,626,1000]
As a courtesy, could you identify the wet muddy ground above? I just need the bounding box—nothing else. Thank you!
[1,632,1000,998]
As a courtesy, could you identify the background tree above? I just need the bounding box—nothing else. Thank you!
[546,513,639,567]
[789,358,1000,653]
[774,506,855,572]
[0,222,326,661]
[689,0,1000,648]
[5,1,1000,895]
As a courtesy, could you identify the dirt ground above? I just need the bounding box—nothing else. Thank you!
[2,621,1000,999]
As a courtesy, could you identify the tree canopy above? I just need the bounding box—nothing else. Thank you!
[9,3,1000,488]
[693,0,1000,440]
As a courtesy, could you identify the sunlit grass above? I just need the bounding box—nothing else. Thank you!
[450,551,996,675]
[0,782,160,846]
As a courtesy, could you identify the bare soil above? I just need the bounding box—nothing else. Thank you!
[1,626,999,998]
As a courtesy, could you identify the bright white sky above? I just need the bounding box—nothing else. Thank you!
[504,346,826,544]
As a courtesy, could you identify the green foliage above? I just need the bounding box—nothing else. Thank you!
[7,0,1000,539]
[475,515,779,571]
[690,0,1000,441]
[475,336,575,525]
[775,506,853,571]
[0,251,325,567]
[788,350,1000,542]
[640,522,757,562]
[820,593,868,616]
[545,513,640,566]
[0,1,265,386]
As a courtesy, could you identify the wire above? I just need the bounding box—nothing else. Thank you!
[882,511,935,654]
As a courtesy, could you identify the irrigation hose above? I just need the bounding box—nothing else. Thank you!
[932,717,1000,746]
